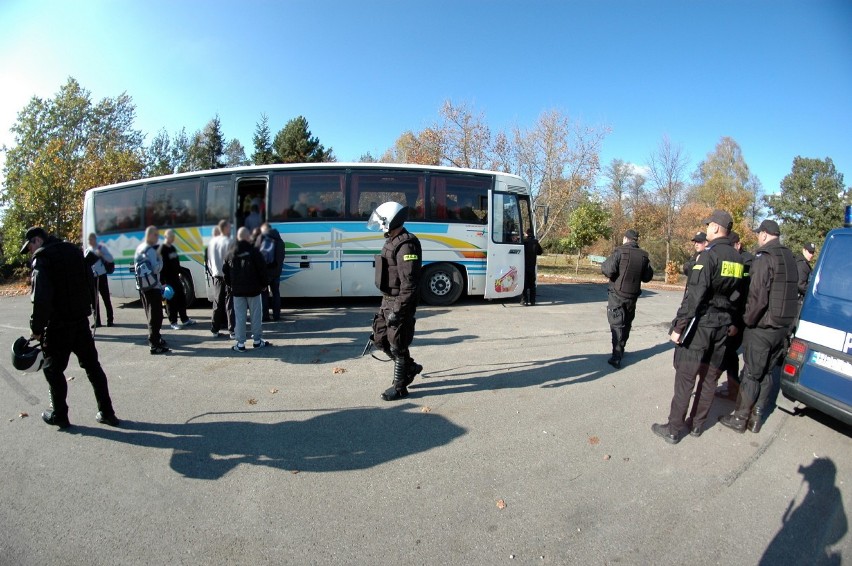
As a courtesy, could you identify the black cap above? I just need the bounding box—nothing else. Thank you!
[754,219,781,236]
[803,242,816,254]
[20,227,48,255]
[691,232,707,243]
[703,209,733,231]
[624,229,639,241]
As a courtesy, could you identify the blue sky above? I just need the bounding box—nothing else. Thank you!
[1,0,850,197]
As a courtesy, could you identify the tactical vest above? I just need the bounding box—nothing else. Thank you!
[767,245,799,326]
[613,245,648,298]
[35,239,93,322]
[375,230,421,296]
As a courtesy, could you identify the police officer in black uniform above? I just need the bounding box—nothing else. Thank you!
[368,202,423,401]
[601,229,654,368]
[21,227,119,429]
[795,242,815,304]
[682,231,707,275]
[720,219,798,433]
[521,228,543,306]
[716,230,754,400]
[652,210,744,443]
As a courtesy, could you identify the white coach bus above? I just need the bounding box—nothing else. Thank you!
[81,163,534,306]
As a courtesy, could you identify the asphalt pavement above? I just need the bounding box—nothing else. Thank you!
[0,283,849,565]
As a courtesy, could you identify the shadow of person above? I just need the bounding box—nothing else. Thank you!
[410,340,673,397]
[68,403,466,480]
[760,458,848,565]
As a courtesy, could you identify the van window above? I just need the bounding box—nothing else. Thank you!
[814,233,852,301]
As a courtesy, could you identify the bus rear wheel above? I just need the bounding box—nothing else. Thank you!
[420,263,464,306]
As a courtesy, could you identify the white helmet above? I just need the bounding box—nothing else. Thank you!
[367,202,407,236]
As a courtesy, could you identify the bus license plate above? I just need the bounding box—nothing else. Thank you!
[811,351,852,378]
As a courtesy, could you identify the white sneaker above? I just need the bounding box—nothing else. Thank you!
[170,323,181,330]
[182,318,197,327]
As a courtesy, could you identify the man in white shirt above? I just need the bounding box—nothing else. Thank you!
[85,233,114,327]
[208,219,235,338]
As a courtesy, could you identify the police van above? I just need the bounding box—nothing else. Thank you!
[781,206,852,426]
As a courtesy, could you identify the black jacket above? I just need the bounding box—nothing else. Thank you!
[160,243,182,285]
[523,236,543,272]
[30,237,93,333]
[601,241,653,299]
[223,240,267,297]
[794,252,812,298]
[375,229,422,316]
[746,240,798,329]
[672,236,744,335]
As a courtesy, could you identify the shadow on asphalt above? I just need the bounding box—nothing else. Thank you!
[409,340,673,398]
[67,403,466,480]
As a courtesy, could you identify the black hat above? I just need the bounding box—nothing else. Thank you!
[691,231,707,243]
[703,209,733,231]
[624,229,639,241]
[754,219,781,236]
[729,230,740,244]
[803,242,816,254]
[20,227,48,255]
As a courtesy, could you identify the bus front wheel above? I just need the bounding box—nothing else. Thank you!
[420,263,464,306]
[179,270,196,306]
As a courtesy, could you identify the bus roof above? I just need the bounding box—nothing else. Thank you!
[84,163,530,196]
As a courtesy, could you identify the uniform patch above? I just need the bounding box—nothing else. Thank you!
[692,264,703,270]
[403,254,418,261]
[720,260,744,278]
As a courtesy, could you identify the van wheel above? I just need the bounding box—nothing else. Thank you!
[420,263,464,306]
[179,270,196,306]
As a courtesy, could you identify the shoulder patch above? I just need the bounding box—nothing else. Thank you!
[403,254,419,261]
[692,264,703,270]
[720,260,744,279]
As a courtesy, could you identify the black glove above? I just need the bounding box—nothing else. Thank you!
[386,311,402,327]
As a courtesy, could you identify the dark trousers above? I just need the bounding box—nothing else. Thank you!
[42,319,114,418]
[92,275,113,325]
[607,291,637,359]
[140,288,164,347]
[164,276,188,324]
[667,324,728,432]
[211,276,234,333]
[722,327,745,382]
[372,298,416,366]
[522,265,537,304]
[736,326,789,417]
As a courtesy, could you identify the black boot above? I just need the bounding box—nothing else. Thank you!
[403,358,422,388]
[381,358,409,401]
[747,407,763,433]
[719,413,749,433]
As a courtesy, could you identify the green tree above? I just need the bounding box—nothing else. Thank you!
[224,139,248,167]
[767,157,848,248]
[0,77,144,259]
[251,113,274,165]
[563,200,612,274]
[690,136,756,228]
[272,116,333,163]
[200,115,226,169]
[171,128,191,173]
[146,128,174,177]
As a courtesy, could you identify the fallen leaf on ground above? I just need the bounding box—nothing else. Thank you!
[248,398,258,405]
[421,406,431,413]
[496,499,507,509]
[66,376,75,381]
[19,412,28,418]
[603,454,611,461]
[269,388,278,394]
[588,436,600,445]
[332,367,346,374]
[291,470,299,474]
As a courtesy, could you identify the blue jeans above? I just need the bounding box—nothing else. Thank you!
[233,294,262,344]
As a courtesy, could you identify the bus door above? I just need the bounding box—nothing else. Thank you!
[235,177,268,231]
[485,191,525,299]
